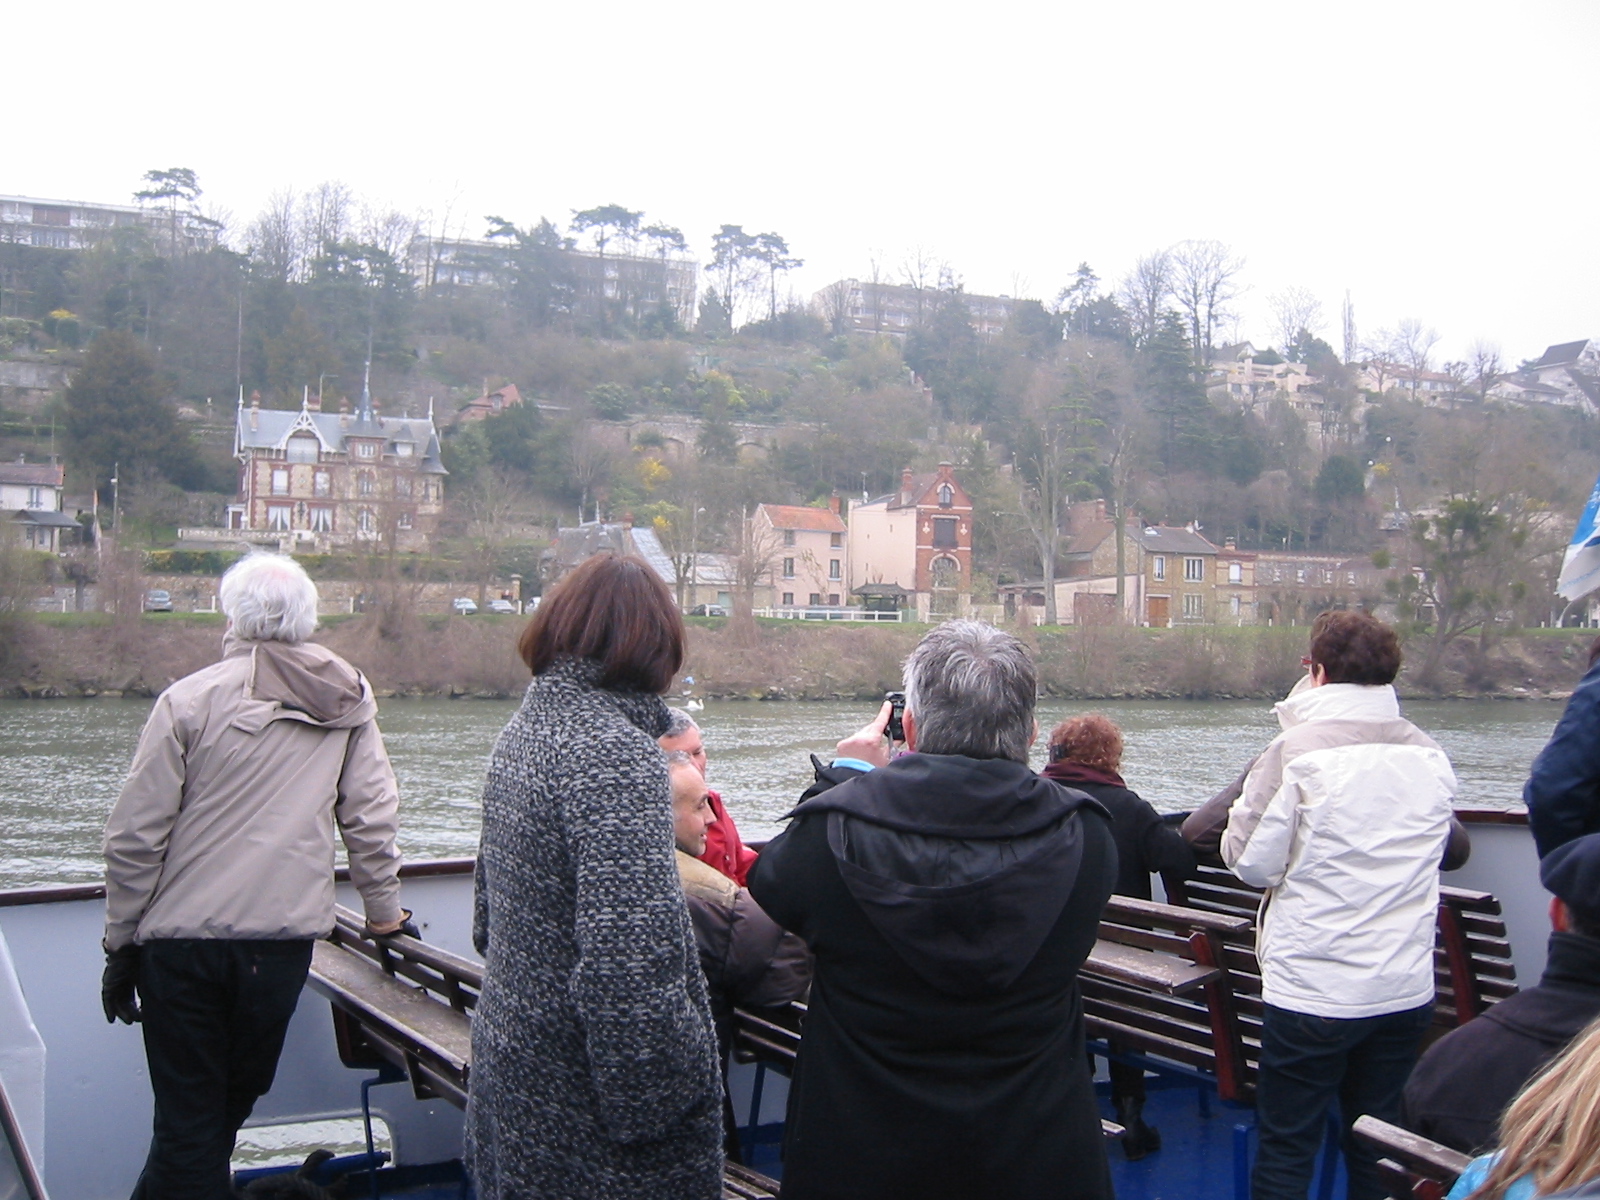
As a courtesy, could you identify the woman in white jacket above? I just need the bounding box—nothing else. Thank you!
[1222,610,1462,1200]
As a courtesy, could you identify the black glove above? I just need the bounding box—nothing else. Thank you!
[367,909,421,941]
[102,945,142,1024]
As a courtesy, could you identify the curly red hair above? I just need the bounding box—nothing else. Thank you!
[1047,714,1124,773]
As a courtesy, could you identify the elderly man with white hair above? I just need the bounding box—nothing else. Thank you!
[102,553,408,1200]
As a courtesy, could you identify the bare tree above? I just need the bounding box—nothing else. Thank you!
[299,182,353,258]
[865,252,890,334]
[1468,339,1503,402]
[817,279,855,336]
[1170,239,1246,367]
[1393,317,1442,402]
[1012,367,1100,625]
[1342,291,1357,365]
[901,246,942,324]
[1268,286,1325,357]
[460,468,529,605]
[360,207,421,265]
[1119,250,1173,348]
[246,189,302,284]
[566,425,616,520]
[725,510,786,643]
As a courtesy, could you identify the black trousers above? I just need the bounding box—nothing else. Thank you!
[131,938,314,1200]
[1251,1001,1433,1200]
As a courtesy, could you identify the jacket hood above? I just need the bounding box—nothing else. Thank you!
[791,754,1107,997]
[224,631,374,729]
[1275,682,1399,730]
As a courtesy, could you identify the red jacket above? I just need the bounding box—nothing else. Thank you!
[698,789,759,887]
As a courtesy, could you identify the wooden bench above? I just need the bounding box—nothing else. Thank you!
[1168,865,1519,1030]
[309,906,783,1200]
[1082,896,1258,1101]
[731,995,1126,1142]
[1351,1115,1471,1200]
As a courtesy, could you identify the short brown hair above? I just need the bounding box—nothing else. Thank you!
[1309,610,1401,686]
[518,554,685,694]
[1047,713,1124,772]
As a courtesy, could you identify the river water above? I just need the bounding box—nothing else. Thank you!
[0,695,1564,890]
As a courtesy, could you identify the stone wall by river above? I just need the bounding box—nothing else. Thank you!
[4,613,1594,701]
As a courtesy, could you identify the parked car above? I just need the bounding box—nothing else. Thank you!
[486,599,518,615]
[143,590,173,613]
[689,604,728,617]
[451,598,478,615]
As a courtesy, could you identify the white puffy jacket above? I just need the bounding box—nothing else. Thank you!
[1222,683,1458,1019]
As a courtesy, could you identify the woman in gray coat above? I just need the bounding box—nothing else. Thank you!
[466,554,722,1199]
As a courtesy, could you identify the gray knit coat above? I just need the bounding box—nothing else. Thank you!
[465,657,723,1199]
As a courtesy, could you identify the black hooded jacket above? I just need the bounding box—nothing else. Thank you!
[1402,931,1600,1154]
[747,752,1118,1200]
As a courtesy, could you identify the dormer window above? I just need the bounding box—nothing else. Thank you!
[287,435,319,464]
[395,442,414,458]
[355,442,375,458]
[938,484,953,509]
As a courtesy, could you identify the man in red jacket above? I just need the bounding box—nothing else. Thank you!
[661,707,758,886]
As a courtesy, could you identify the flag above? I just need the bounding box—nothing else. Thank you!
[1557,468,1600,601]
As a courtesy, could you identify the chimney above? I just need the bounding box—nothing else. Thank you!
[307,390,321,412]
[249,392,259,432]
[1095,498,1106,522]
[900,466,914,507]
[828,492,841,516]
[1225,537,1237,550]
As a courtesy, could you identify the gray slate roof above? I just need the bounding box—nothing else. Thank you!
[1130,525,1218,555]
[1531,340,1591,369]
[234,405,446,474]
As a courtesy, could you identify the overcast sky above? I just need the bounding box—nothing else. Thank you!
[11,0,1596,363]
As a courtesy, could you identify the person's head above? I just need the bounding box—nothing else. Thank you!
[1542,834,1600,940]
[517,554,685,693]
[1469,1015,1600,1200]
[667,753,716,856]
[1307,609,1402,687]
[220,553,319,644]
[901,620,1037,762]
[1047,714,1124,773]
[660,707,707,776]
[1587,634,1600,672]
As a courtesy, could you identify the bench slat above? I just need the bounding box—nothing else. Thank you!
[1085,942,1222,995]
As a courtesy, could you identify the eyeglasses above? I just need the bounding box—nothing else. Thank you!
[1301,656,1314,669]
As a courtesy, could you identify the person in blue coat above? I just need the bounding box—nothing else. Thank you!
[1525,637,1600,857]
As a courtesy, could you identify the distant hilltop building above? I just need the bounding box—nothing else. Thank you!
[1492,340,1600,415]
[0,193,218,253]
[408,236,698,331]
[452,383,523,425]
[811,279,1016,340]
[221,388,446,551]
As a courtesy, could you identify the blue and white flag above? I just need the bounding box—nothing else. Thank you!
[1557,469,1600,601]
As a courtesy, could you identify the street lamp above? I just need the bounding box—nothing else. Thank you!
[689,506,706,608]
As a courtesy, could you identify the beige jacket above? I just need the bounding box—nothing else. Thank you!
[103,633,404,950]
[1221,683,1458,1017]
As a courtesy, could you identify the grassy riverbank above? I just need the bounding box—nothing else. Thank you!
[4,613,1594,701]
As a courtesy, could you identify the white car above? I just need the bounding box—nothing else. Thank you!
[451,598,478,615]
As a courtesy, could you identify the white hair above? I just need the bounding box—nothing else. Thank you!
[902,620,1037,762]
[220,554,319,643]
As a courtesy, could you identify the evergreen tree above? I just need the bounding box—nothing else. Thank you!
[64,330,191,492]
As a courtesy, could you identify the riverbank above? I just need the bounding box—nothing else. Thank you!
[4,613,1594,701]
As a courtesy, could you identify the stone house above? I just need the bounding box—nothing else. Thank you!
[228,390,446,552]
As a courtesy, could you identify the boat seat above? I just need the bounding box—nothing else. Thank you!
[1167,866,1519,1030]
[731,990,1125,1141]
[308,907,783,1199]
[1350,1115,1470,1200]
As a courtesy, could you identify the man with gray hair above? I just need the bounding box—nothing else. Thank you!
[748,620,1118,1200]
[102,553,409,1199]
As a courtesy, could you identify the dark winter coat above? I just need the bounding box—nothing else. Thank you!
[1526,660,1600,856]
[677,849,812,1054]
[1042,759,1197,899]
[1402,932,1600,1154]
[465,657,723,1200]
[748,752,1118,1200]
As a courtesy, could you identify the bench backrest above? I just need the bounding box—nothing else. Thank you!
[1168,866,1518,1029]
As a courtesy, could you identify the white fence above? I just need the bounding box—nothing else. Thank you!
[754,606,903,622]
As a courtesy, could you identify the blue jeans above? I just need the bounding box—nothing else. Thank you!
[1252,1001,1434,1200]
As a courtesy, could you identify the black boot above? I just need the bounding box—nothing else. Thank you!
[1115,1096,1162,1161]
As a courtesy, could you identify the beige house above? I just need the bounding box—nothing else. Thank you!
[755,501,848,609]
[1216,540,1258,624]
[1208,343,1316,406]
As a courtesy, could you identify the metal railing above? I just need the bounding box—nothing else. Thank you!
[755,607,902,622]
